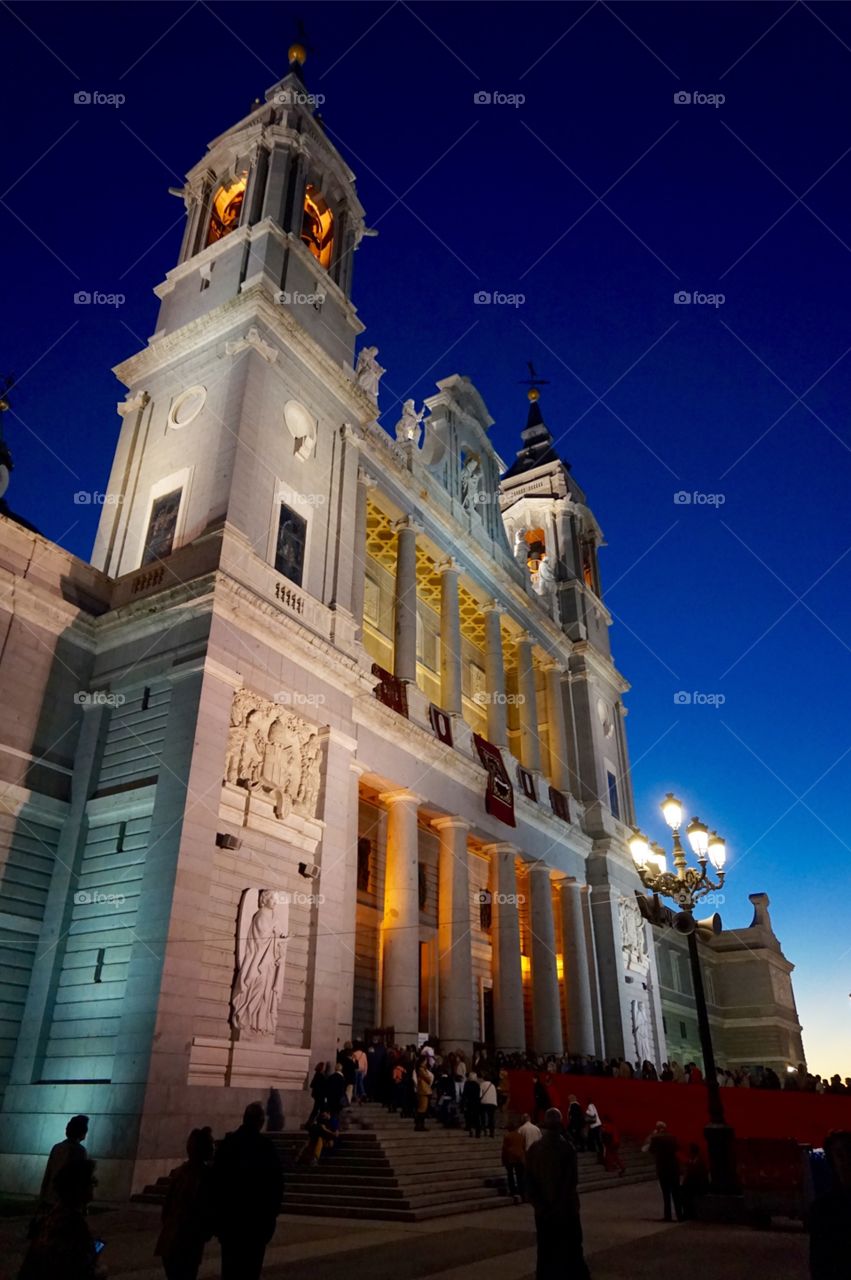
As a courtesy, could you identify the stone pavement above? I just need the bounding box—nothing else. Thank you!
[0,1182,809,1280]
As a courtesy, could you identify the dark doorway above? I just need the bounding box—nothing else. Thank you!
[483,986,494,1046]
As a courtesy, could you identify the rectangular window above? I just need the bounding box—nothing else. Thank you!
[357,837,371,894]
[275,502,307,586]
[662,1016,668,1035]
[142,489,181,565]
[679,1020,687,1040]
[606,769,620,820]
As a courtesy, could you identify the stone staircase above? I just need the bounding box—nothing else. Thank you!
[134,1103,655,1223]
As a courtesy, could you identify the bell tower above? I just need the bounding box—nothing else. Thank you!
[499,380,635,830]
[92,40,374,627]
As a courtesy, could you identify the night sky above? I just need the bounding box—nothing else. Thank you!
[2,1,850,1077]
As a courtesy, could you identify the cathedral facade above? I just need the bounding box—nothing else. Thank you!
[0,48,803,1198]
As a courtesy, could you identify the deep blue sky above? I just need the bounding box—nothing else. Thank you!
[2,2,850,1076]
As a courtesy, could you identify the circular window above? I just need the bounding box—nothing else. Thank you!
[168,385,206,429]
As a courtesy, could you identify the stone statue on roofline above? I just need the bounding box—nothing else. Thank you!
[395,398,424,445]
[355,346,385,401]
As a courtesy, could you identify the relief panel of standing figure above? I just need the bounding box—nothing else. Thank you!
[231,888,290,1038]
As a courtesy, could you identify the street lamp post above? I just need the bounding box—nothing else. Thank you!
[630,793,739,1197]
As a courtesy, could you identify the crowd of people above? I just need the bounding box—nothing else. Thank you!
[320,1040,519,1135]
[17,1044,851,1280]
[495,1049,851,1095]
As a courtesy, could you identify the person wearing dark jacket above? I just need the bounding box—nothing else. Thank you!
[525,1109,590,1280]
[532,1075,551,1124]
[810,1130,851,1280]
[462,1072,482,1137]
[642,1121,683,1222]
[323,1064,348,1118]
[38,1115,89,1208]
[305,1062,327,1126]
[213,1103,283,1280]
[154,1127,215,1280]
[20,1159,103,1280]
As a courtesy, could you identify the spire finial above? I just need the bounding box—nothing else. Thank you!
[519,361,549,403]
[288,19,310,68]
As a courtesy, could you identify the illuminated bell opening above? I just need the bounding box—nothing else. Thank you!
[206,171,248,246]
[661,792,683,830]
[301,184,334,270]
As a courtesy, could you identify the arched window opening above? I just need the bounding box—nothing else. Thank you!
[206,171,248,246]
[301,183,334,269]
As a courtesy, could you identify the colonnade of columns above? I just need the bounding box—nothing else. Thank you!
[379,790,588,1056]
[372,515,574,791]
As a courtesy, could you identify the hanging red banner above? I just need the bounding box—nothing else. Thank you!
[371,663,408,719]
[429,704,454,745]
[473,733,516,827]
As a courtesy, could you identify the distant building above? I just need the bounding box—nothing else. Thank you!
[0,45,804,1198]
[646,892,805,1074]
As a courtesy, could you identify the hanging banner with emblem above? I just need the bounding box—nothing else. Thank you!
[473,733,516,827]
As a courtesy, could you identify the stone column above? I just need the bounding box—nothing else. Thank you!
[433,816,473,1054]
[557,877,596,1057]
[515,633,541,772]
[336,758,366,1045]
[439,561,462,715]
[484,602,507,746]
[528,863,563,1055]
[487,843,525,1053]
[545,663,570,791]
[393,519,418,684]
[380,789,422,1043]
[350,468,373,631]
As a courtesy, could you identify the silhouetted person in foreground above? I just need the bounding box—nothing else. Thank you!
[20,1159,103,1280]
[213,1102,284,1280]
[643,1120,683,1222]
[810,1130,851,1280]
[154,1127,215,1280]
[525,1108,591,1280]
[39,1115,89,1208]
[680,1142,709,1219]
